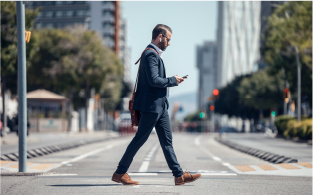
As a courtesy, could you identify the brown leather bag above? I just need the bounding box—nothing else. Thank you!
[129,47,159,127]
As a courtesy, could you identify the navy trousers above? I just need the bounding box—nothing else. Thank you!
[115,100,184,177]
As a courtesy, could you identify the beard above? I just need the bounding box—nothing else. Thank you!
[157,41,167,51]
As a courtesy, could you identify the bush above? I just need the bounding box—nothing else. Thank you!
[275,115,295,135]
[284,118,312,140]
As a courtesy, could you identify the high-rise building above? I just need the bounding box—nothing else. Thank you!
[196,41,218,110]
[216,1,261,87]
[26,1,130,83]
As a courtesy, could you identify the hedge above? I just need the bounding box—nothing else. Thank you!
[275,115,312,140]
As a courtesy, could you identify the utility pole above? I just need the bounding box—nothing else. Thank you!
[295,46,301,121]
[16,1,27,172]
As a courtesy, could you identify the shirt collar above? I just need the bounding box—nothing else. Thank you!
[149,43,163,58]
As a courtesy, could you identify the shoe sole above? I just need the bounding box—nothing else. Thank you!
[175,175,202,186]
[111,179,139,185]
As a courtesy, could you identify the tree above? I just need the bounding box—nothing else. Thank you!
[262,1,312,107]
[27,25,124,111]
[237,68,285,110]
[1,1,40,94]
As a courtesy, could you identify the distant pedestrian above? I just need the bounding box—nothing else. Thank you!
[112,24,201,185]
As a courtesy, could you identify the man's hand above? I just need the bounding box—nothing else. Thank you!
[174,75,184,85]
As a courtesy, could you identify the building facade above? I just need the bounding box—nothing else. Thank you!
[26,1,130,83]
[196,41,218,110]
[216,1,261,87]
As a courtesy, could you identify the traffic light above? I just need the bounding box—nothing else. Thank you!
[210,105,215,111]
[213,89,219,96]
[271,111,276,117]
[284,88,290,103]
[199,112,205,119]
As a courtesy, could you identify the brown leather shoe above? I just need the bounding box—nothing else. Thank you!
[111,172,139,185]
[175,171,202,185]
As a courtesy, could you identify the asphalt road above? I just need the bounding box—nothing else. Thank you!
[1,133,312,195]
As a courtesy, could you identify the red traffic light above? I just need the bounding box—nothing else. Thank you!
[284,88,289,94]
[213,89,219,96]
[210,105,215,111]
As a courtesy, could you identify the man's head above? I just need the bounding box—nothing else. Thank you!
[151,24,172,51]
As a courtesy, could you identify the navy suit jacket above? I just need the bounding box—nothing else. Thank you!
[132,45,178,113]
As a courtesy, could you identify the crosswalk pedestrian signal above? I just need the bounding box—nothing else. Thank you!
[271,111,276,117]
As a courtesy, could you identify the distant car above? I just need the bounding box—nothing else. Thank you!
[118,112,137,135]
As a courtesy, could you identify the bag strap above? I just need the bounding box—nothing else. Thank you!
[132,47,159,101]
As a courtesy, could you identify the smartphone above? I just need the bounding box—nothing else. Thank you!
[182,75,188,79]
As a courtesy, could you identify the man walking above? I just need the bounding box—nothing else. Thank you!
[112,24,201,185]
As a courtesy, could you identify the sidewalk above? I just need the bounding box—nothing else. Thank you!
[1,131,119,155]
[219,133,312,163]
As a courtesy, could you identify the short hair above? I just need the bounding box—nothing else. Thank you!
[152,24,172,40]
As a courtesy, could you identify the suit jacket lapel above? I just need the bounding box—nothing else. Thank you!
[146,44,166,78]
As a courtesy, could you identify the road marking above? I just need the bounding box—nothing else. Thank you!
[138,144,158,173]
[8,162,33,168]
[196,136,234,170]
[61,144,113,165]
[195,136,201,146]
[128,173,158,176]
[212,156,222,161]
[0,161,15,166]
[235,165,256,172]
[277,163,300,170]
[201,173,237,176]
[30,163,54,170]
[258,165,277,171]
[222,163,231,167]
[297,162,312,169]
[39,174,78,176]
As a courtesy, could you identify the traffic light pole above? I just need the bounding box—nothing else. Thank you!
[16,1,27,172]
[295,46,301,121]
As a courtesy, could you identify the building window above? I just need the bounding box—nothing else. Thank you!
[36,23,42,29]
[56,11,63,17]
[76,10,89,17]
[64,1,72,5]
[46,11,54,18]
[56,1,63,5]
[37,12,42,18]
[56,23,64,28]
[102,10,112,17]
[66,11,73,17]
[46,23,54,28]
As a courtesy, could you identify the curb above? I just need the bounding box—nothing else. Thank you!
[215,136,298,164]
[0,136,121,161]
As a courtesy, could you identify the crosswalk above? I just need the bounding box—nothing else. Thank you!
[0,160,60,173]
[227,162,312,177]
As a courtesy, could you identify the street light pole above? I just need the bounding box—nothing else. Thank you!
[295,46,301,121]
[16,1,27,172]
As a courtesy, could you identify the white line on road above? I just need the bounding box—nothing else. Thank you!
[61,144,113,165]
[196,136,235,173]
[222,163,231,167]
[195,136,201,146]
[138,144,158,172]
[212,156,222,161]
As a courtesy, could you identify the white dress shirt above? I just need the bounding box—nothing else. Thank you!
[149,43,163,59]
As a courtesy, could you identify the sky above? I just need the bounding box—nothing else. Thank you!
[122,1,218,98]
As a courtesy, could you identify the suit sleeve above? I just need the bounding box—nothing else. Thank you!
[144,52,178,88]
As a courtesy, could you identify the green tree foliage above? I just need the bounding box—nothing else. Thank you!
[214,75,262,119]
[28,26,124,110]
[1,1,40,94]
[237,68,285,110]
[262,1,312,106]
